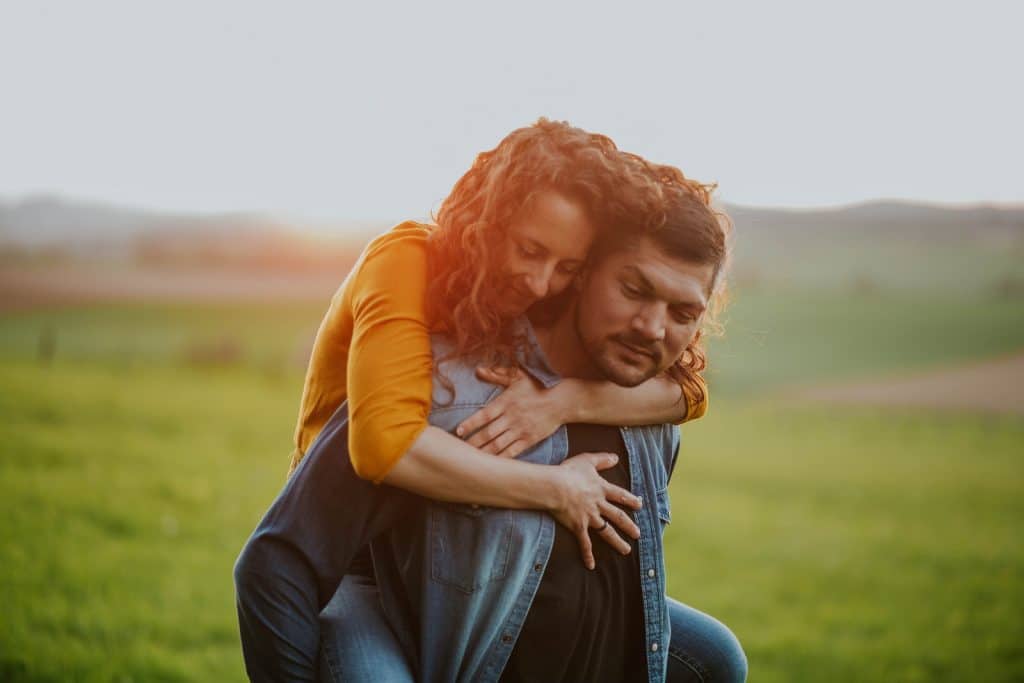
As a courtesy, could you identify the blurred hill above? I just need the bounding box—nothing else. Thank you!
[1,194,1022,298]
[727,200,1024,240]
[724,200,1024,293]
[0,195,384,274]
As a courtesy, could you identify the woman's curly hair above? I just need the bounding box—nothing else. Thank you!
[425,118,627,367]
[592,152,733,407]
[425,118,731,406]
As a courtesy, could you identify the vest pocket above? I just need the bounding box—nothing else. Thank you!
[655,487,672,527]
[429,502,515,594]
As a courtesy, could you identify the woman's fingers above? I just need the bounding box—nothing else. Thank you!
[456,404,498,439]
[573,523,596,570]
[466,416,510,450]
[603,481,643,511]
[481,428,518,455]
[495,439,528,459]
[576,451,619,472]
[592,514,632,556]
[599,500,640,540]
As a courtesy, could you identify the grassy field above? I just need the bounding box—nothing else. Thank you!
[1,285,1022,681]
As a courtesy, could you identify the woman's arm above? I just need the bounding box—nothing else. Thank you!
[383,426,641,570]
[456,369,708,457]
[338,226,638,565]
[568,373,708,425]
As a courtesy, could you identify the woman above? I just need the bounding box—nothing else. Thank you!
[234,119,712,681]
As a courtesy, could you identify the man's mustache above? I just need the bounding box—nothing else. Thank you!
[610,334,661,364]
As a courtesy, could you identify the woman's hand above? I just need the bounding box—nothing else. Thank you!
[455,366,572,458]
[550,452,643,570]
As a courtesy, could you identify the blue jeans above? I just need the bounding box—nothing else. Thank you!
[318,574,415,682]
[666,597,748,682]
[233,403,415,682]
[320,579,747,683]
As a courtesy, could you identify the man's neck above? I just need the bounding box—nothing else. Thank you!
[532,302,602,380]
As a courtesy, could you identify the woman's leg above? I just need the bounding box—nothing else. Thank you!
[665,597,747,683]
[233,406,415,682]
[318,573,415,683]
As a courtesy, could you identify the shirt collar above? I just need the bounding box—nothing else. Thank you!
[513,317,562,389]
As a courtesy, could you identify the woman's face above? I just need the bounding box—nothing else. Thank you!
[496,190,597,316]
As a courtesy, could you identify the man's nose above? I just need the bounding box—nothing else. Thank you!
[632,304,667,341]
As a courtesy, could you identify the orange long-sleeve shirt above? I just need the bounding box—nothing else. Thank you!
[288,221,710,483]
[289,222,434,482]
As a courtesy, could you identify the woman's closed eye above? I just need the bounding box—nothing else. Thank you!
[621,282,643,298]
[518,243,543,259]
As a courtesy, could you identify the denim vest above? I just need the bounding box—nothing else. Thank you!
[373,329,680,683]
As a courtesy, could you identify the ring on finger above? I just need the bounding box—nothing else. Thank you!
[595,518,608,532]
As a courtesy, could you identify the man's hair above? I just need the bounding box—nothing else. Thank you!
[592,153,733,405]
[425,118,626,366]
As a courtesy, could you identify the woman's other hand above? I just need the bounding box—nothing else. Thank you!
[455,366,569,458]
[551,452,643,570]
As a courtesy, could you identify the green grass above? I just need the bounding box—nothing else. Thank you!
[667,400,1024,682]
[708,287,1024,394]
[0,360,295,682]
[1,289,1022,681]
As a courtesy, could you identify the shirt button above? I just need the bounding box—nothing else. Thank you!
[502,634,513,644]
[651,642,659,652]
[647,568,656,578]
[470,504,480,510]
[534,563,543,572]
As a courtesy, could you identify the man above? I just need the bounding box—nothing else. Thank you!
[326,173,747,682]
[235,122,690,682]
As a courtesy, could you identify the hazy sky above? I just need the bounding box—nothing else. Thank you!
[2,0,1021,222]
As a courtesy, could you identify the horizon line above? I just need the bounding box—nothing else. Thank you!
[2,190,1023,226]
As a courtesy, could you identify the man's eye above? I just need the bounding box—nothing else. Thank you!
[558,262,580,275]
[621,284,641,298]
[671,310,696,324]
[518,244,540,259]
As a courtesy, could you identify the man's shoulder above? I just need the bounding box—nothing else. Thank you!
[630,422,680,457]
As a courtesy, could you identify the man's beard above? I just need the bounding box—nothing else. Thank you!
[574,307,662,387]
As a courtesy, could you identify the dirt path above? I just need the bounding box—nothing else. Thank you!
[793,352,1024,416]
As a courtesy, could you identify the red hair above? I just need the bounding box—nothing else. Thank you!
[424,119,730,406]
[425,118,625,366]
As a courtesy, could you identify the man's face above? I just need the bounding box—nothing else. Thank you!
[575,235,715,386]
[495,190,596,316]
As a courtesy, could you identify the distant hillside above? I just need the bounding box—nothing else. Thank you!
[716,200,1024,293]
[0,195,384,273]
[725,200,1024,242]
[2,195,1022,288]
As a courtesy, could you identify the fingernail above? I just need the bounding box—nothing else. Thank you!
[456,427,463,436]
